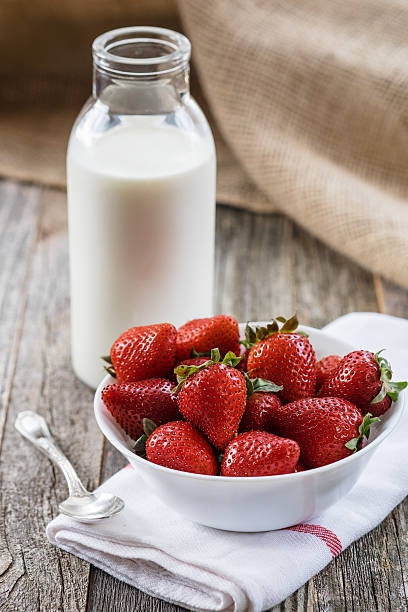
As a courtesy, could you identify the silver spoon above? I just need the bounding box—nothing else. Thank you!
[15,410,124,521]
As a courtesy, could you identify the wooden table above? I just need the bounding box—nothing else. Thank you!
[1,178,407,611]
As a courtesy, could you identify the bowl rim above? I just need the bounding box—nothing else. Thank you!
[94,324,406,483]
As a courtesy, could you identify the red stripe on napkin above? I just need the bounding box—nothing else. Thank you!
[287,524,342,558]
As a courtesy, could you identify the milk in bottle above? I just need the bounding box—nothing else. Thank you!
[67,28,216,388]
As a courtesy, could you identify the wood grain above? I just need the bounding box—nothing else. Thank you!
[0,185,103,611]
[0,187,407,612]
[378,278,408,319]
[0,181,41,452]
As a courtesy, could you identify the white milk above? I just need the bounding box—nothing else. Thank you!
[67,121,216,388]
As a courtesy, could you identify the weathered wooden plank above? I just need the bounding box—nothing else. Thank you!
[291,223,379,328]
[214,208,294,320]
[0,180,42,451]
[215,208,379,326]
[0,180,42,586]
[379,277,408,319]
[0,187,103,611]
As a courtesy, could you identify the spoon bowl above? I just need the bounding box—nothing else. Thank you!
[15,410,124,522]
[59,491,124,522]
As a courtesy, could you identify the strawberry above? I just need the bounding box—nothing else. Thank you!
[142,420,218,475]
[294,461,306,472]
[239,392,282,432]
[366,395,393,418]
[263,396,378,468]
[175,349,247,450]
[107,323,176,383]
[177,357,209,368]
[246,316,316,403]
[316,355,341,391]
[239,375,283,432]
[221,431,300,477]
[176,315,240,361]
[318,350,407,416]
[101,378,180,440]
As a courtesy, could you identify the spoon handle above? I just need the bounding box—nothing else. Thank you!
[15,411,89,497]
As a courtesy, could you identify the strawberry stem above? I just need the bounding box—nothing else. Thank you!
[243,314,308,347]
[244,373,283,398]
[345,413,380,452]
[102,354,116,377]
[143,418,157,437]
[371,350,407,404]
[222,351,242,367]
[171,348,242,394]
[241,322,258,349]
[104,365,116,378]
[133,419,157,455]
[133,434,147,456]
[134,418,158,455]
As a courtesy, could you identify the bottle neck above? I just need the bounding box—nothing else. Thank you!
[93,64,190,115]
[92,26,191,115]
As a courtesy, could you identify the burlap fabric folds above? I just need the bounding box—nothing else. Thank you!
[2,0,408,286]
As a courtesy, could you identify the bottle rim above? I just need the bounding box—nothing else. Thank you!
[93,26,191,77]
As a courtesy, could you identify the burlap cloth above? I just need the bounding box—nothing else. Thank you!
[2,0,408,286]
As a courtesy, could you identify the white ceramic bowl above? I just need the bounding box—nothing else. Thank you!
[94,324,405,532]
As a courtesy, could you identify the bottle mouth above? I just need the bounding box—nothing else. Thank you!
[93,26,191,77]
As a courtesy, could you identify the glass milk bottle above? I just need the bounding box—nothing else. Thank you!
[67,27,216,388]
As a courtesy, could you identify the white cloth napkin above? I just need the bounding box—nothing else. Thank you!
[47,313,408,612]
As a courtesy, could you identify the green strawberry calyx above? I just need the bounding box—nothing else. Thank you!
[244,373,283,399]
[133,418,158,456]
[241,314,307,349]
[370,350,407,404]
[102,354,117,378]
[190,347,211,358]
[345,413,380,452]
[172,348,242,394]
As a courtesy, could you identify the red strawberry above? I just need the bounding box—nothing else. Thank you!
[316,355,341,391]
[264,396,378,468]
[109,323,176,383]
[246,316,316,403]
[221,431,300,477]
[177,357,209,368]
[366,395,392,418]
[175,349,247,450]
[239,376,283,432]
[294,461,306,472]
[239,392,282,432]
[102,378,180,440]
[318,350,406,416]
[146,421,218,475]
[176,315,240,361]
